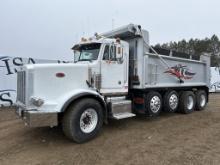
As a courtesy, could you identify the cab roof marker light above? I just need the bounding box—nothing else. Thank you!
[81,37,87,42]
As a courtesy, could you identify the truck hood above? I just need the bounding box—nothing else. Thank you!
[23,63,91,104]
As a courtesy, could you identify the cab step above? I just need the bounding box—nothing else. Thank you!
[112,112,136,120]
[108,97,136,120]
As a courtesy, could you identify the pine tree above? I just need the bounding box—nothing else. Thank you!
[154,35,220,67]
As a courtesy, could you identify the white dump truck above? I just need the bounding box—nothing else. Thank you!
[15,24,210,143]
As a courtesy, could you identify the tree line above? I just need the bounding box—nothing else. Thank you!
[154,35,220,67]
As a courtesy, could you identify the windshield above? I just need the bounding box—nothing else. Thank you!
[74,43,101,62]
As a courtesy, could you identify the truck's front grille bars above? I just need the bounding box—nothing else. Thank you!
[17,71,26,104]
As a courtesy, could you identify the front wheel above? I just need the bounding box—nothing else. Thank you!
[62,98,103,143]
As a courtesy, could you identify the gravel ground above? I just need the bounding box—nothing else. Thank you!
[0,94,220,165]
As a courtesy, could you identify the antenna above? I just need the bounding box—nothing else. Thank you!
[112,18,115,30]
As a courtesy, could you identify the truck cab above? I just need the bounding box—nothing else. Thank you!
[72,37,129,95]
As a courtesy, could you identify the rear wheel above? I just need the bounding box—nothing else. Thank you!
[195,90,207,111]
[62,98,103,143]
[145,91,162,117]
[163,90,179,113]
[179,91,195,114]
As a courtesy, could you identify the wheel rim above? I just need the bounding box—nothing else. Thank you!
[150,96,161,113]
[80,108,98,133]
[200,94,206,107]
[187,96,194,110]
[169,94,178,110]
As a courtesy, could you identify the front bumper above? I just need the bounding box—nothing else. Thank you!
[15,104,58,127]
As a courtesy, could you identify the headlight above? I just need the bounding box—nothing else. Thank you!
[30,97,44,107]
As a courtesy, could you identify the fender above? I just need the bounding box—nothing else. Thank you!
[60,89,108,123]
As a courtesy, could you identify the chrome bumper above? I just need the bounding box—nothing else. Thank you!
[15,104,58,127]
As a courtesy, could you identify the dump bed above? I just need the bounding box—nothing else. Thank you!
[141,53,210,89]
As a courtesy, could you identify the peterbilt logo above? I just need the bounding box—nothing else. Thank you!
[164,64,196,80]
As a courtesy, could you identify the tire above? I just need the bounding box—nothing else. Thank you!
[179,91,195,114]
[163,90,179,113]
[62,98,103,143]
[145,91,162,117]
[195,90,207,111]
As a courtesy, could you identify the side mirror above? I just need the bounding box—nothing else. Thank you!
[116,45,123,59]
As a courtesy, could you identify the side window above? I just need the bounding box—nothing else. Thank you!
[103,45,117,61]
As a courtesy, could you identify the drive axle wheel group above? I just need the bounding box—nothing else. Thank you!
[178,90,207,114]
[144,90,207,116]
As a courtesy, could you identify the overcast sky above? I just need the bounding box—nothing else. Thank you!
[0,0,219,60]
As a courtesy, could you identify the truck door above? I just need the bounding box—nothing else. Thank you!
[100,43,128,95]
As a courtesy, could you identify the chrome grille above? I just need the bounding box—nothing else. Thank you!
[17,71,26,103]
